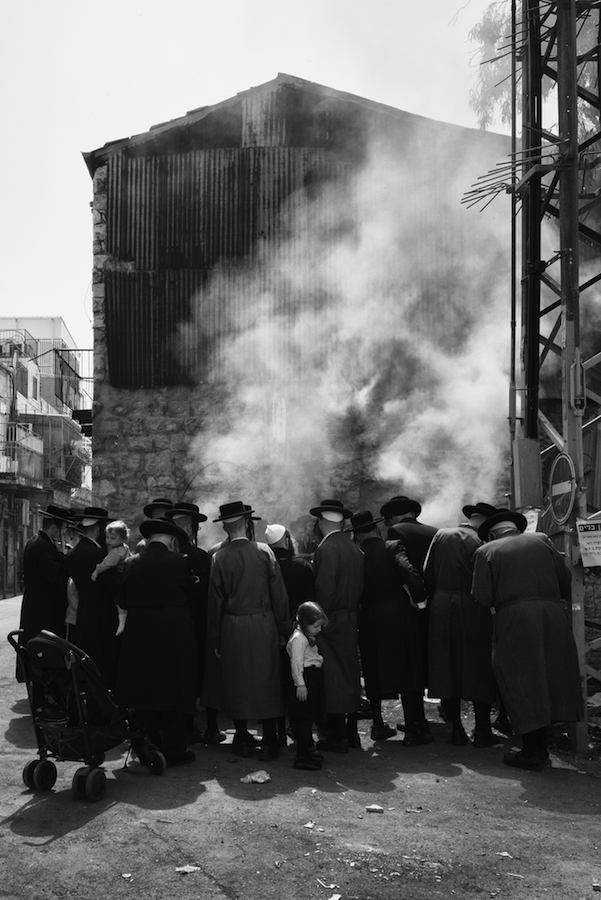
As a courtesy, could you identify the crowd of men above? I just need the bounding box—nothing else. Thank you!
[17,493,583,771]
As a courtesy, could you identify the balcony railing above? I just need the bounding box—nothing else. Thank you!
[0,423,44,486]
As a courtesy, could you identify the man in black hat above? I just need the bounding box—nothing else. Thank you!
[16,504,70,681]
[165,502,225,746]
[310,498,364,753]
[471,509,583,771]
[65,506,120,688]
[205,501,289,760]
[135,498,174,553]
[423,502,498,747]
[116,517,198,767]
[380,495,437,737]
[348,510,429,744]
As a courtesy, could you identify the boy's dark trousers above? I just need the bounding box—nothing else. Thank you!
[287,666,324,757]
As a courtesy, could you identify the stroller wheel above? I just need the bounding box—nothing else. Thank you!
[84,768,107,802]
[33,759,57,792]
[148,750,167,776]
[22,760,39,789]
[72,766,90,798]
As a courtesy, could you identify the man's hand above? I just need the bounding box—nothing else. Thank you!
[296,685,308,702]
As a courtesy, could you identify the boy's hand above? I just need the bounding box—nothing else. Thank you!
[296,685,308,702]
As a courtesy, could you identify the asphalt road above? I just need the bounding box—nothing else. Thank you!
[1,595,600,900]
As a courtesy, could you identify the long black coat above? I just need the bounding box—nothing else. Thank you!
[314,531,364,714]
[204,538,289,720]
[116,542,198,716]
[387,519,437,684]
[66,537,120,688]
[472,532,583,734]
[273,548,315,639]
[424,525,495,702]
[17,531,68,681]
[181,541,210,695]
[359,537,425,697]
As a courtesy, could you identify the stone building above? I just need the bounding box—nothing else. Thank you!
[84,73,513,543]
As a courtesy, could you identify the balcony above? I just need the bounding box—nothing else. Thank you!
[0,423,44,491]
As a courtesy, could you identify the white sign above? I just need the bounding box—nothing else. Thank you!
[576,519,601,567]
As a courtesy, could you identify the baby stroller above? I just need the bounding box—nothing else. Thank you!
[8,629,167,801]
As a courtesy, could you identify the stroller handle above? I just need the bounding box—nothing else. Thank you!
[7,630,23,652]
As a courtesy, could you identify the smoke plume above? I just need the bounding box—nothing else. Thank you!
[184,126,513,543]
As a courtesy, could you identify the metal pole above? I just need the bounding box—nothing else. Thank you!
[556,0,588,752]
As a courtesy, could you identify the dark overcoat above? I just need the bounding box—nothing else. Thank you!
[17,531,68,681]
[314,530,364,714]
[359,536,425,698]
[116,542,198,715]
[424,525,495,702]
[273,548,315,638]
[66,536,120,687]
[181,541,211,695]
[387,519,437,684]
[204,538,289,720]
[471,531,583,734]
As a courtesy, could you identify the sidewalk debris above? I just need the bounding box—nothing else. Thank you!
[365,804,384,813]
[240,770,271,784]
[176,864,201,874]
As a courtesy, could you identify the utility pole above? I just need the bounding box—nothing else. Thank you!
[514,0,601,752]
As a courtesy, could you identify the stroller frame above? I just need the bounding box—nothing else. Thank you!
[8,629,166,801]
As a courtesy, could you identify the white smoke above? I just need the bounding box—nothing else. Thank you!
[184,125,513,542]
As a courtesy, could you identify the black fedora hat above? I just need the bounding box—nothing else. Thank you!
[165,502,208,524]
[309,498,353,519]
[139,517,188,548]
[213,501,256,523]
[143,497,173,517]
[380,495,422,518]
[40,504,71,523]
[462,502,498,519]
[76,506,112,526]
[345,510,384,533]
[478,509,527,541]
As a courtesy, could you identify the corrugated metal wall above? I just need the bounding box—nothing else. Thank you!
[105,148,349,387]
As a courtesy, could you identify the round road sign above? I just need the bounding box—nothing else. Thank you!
[549,451,576,525]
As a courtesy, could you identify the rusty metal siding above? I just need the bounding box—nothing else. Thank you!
[104,148,350,388]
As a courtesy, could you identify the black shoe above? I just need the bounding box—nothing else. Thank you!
[503,749,545,772]
[371,723,397,741]
[257,743,280,762]
[347,732,362,749]
[294,756,322,770]
[316,738,349,754]
[165,749,196,767]
[401,732,434,747]
[357,697,373,719]
[202,727,227,745]
[451,725,469,746]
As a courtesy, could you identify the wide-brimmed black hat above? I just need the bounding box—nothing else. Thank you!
[139,517,188,548]
[76,506,112,527]
[462,502,498,519]
[345,510,384,533]
[143,497,173,517]
[40,504,71,524]
[380,495,422,518]
[309,498,353,519]
[165,502,208,524]
[478,508,527,541]
[213,501,256,523]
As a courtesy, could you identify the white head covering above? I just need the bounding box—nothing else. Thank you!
[265,523,286,545]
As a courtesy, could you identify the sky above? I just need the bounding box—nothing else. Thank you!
[0,0,506,350]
